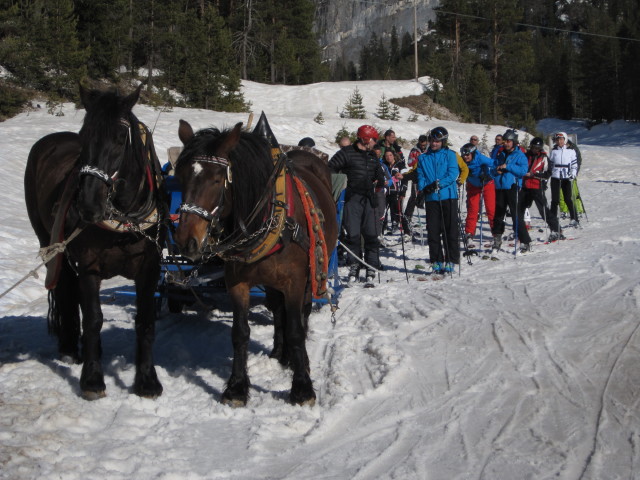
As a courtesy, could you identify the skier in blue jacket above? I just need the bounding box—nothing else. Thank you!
[490,129,532,254]
[417,126,460,273]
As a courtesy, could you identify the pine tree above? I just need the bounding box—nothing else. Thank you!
[390,103,401,121]
[75,0,131,80]
[176,4,247,112]
[342,87,366,119]
[377,93,391,119]
[33,0,88,97]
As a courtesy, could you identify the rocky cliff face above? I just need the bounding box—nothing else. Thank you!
[313,0,438,66]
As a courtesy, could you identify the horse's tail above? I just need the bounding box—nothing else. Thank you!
[47,290,61,336]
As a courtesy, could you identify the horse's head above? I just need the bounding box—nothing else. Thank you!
[173,120,241,261]
[76,84,143,224]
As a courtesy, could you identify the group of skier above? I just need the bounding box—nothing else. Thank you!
[328,124,585,280]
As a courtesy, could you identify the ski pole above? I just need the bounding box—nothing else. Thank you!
[437,185,454,277]
[570,178,579,224]
[479,181,485,249]
[514,183,519,257]
[575,179,588,222]
[397,194,409,283]
[539,180,549,239]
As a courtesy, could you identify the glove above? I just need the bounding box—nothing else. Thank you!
[423,180,439,194]
[479,173,489,183]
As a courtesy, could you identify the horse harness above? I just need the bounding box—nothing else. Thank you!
[181,152,330,298]
[44,119,165,290]
[78,118,163,234]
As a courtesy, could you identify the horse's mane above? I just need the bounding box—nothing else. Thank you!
[179,127,274,232]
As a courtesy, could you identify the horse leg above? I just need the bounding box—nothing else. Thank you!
[51,261,81,363]
[265,287,288,367]
[133,257,163,398]
[285,286,316,406]
[301,280,313,374]
[222,282,251,407]
[78,273,106,400]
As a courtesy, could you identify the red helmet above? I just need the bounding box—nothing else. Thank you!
[357,125,379,144]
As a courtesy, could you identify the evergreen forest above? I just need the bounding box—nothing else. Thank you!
[1,0,639,127]
[340,0,640,128]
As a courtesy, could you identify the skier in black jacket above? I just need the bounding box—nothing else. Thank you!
[329,125,386,283]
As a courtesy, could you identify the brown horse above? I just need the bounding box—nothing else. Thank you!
[24,84,167,400]
[173,120,337,406]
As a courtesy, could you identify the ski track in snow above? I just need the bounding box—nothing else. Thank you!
[1,81,640,479]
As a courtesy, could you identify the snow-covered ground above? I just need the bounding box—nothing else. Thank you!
[1,78,639,479]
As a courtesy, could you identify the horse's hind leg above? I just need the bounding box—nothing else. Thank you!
[222,282,251,407]
[133,259,163,398]
[50,262,82,363]
[78,273,106,400]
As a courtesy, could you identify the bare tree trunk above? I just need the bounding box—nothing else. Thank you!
[491,5,499,123]
[270,37,275,83]
[147,0,154,90]
[241,0,253,80]
[128,0,133,75]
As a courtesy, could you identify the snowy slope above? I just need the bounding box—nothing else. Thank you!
[1,79,639,480]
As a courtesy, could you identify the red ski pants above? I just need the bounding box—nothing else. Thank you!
[465,181,495,235]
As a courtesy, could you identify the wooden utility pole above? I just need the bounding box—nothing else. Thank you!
[414,0,418,81]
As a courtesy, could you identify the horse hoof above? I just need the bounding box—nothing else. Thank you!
[134,372,163,399]
[134,384,163,399]
[290,376,315,406]
[60,354,80,365]
[81,389,106,401]
[221,396,247,408]
[293,396,316,407]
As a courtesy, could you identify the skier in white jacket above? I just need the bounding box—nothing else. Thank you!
[549,132,580,227]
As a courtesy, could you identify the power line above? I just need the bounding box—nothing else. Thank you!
[327,1,640,44]
[437,10,640,43]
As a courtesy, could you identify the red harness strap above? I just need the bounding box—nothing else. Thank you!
[292,176,329,298]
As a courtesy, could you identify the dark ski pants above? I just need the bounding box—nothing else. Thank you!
[424,198,460,264]
[386,192,402,228]
[374,189,387,237]
[342,193,380,270]
[492,186,532,244]
[550,178,577,221]
[522,187,560,233]
[403,170,419,220]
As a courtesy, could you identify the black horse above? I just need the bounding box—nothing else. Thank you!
[24,84,167,400]
[173,120,337,406]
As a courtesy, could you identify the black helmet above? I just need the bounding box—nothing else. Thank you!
[460,143,477,156]
[298,137,315,148]
[428,126,448,142]
[529,137,543,149]
[503,129,518,142]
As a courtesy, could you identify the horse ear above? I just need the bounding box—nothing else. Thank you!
[178,119,194,145]
[79,83,96,112]
[219,122,243,157]
[120,84,143,113]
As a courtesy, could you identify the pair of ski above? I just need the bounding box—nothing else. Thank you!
[346,277,376,288]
